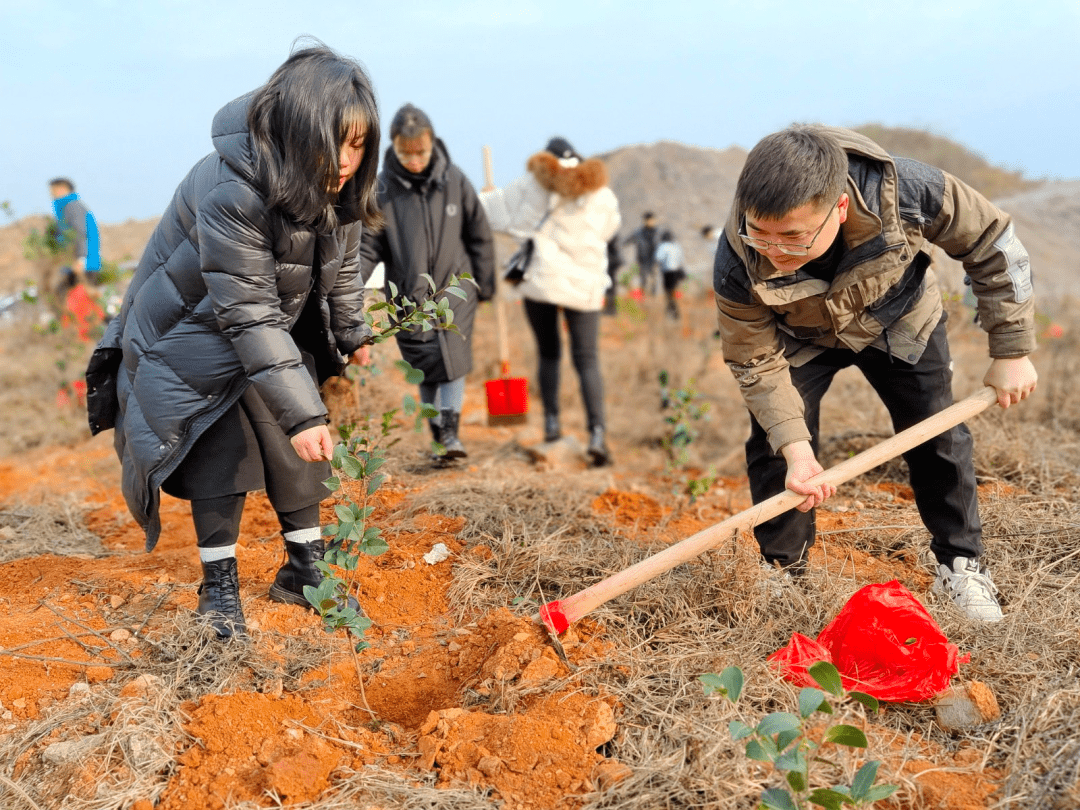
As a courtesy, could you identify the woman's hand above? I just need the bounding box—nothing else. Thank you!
[781,440,834,512]
[291,425,335,462]
[349,345,371,366]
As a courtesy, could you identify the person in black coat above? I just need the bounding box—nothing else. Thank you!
[85,45,383,639]
[359,104,495,459]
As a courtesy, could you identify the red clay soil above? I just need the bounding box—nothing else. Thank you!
[0,433,1004,808]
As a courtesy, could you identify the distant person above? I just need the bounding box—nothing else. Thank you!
[49,177,102,288]
[359,103,495,460]
[654,229,686,320]
[480,136,621,466]
[85,45,382,639]
[713,124,1037,623]
[603,234,623,315]
[625,211,660,296]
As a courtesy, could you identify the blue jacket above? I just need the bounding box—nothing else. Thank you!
[52,193,101,271]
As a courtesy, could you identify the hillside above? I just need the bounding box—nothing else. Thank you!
[598,140,746,285]
[853,124,1043,200]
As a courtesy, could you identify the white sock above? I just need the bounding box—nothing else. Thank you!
[283,527,321,545]
[200,544,237,563]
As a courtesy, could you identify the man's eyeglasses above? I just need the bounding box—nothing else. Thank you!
[737,196,841,256]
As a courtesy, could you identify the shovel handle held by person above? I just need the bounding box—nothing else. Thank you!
[535,386,1001,634]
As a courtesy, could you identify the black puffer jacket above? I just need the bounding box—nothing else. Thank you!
[85,94,372,551]
[359,139,494,382]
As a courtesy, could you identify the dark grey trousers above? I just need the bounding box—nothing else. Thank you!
[523,298,606,431]
[747,313,982,570]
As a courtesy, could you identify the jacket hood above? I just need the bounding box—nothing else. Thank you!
[384,136,451,190]
[211,93,259,184]
[527,151,608,198]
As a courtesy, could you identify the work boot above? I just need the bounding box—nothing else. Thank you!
[268,539,364,614]
[439,409,467,459]
[544,413,561,442]
[196,557,247,640]
[428,416,443,445]
[587,426,612,467]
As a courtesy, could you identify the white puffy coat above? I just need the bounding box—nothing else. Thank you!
[481,151,621,311]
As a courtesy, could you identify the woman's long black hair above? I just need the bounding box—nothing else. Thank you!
[247,43,383,232]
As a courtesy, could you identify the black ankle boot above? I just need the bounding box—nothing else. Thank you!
[428,417,443,446]
[268,540,362,614]
[439,409,467,458]
[544,413,561,442]
[587,426,612,466]
[197,557,247,639]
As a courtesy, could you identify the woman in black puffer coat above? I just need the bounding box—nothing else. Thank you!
[85,45,383,639]
[359,104,495,460]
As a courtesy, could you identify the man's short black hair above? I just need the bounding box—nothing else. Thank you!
[736,125,847,219]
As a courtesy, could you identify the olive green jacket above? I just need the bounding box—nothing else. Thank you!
[713,127,1035,453]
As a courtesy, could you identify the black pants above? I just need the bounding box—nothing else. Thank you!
[747,314,982,569]
[523,298,606,431]
[191,498,319,549]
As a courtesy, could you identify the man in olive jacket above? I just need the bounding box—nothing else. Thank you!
[713,125,1037,623]
[359,104,495,459]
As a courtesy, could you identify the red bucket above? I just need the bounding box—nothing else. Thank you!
[485,376,528,417]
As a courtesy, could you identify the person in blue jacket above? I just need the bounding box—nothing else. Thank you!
[49,178,102,287]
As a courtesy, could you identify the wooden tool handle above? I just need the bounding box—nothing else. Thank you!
[537,386,999,632]
[483,145,512,367]
[482,145,495,190]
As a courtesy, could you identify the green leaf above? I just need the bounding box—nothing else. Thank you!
[362,536,390,556]
[757,712,801,738]
[334,504,354,523]
[809,661,844,697]
[744,739,773,763]
[775,745,806,773]
[445,285,468,300]
[785,768,807,793]
[760,788,798,810]
[699,666,743,702]
[387,280,399,298]
[728,720,755,741]
[422,272,436,293]
[806,788,849,810]
[443,307,455,326]
[775,729,800,754]
[848,691,880,712]
[322,475,341,493]
[366,473,387,496]
[341,454,363,479]
[402,393,418,414]
[405,367,425,385]
[799,687,831,718]
[850,760,881,801]
[863,783,898,802]
[323,523,340,538]
[823,724,867,748]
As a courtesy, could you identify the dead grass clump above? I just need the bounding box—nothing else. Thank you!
[0,498,107,563]
[0,608,346,810]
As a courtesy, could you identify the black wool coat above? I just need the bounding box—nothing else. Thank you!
[359,140,495,383]
[85,94,373,551]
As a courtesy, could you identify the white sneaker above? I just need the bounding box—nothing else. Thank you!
[934,557,1003,623]
[759,560,795,599]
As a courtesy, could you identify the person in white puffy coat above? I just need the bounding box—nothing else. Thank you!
[480,137,621,465]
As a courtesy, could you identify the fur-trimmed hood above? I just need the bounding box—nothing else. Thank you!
[526,152,608,198]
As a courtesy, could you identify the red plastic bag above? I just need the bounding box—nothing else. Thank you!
[768,580,968,702]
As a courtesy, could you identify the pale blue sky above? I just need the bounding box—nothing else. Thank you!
[2,0,1076,225]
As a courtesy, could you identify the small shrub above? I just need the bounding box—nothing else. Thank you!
[700,662,898,810]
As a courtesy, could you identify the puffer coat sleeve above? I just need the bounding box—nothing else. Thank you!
[197,182,326,435]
